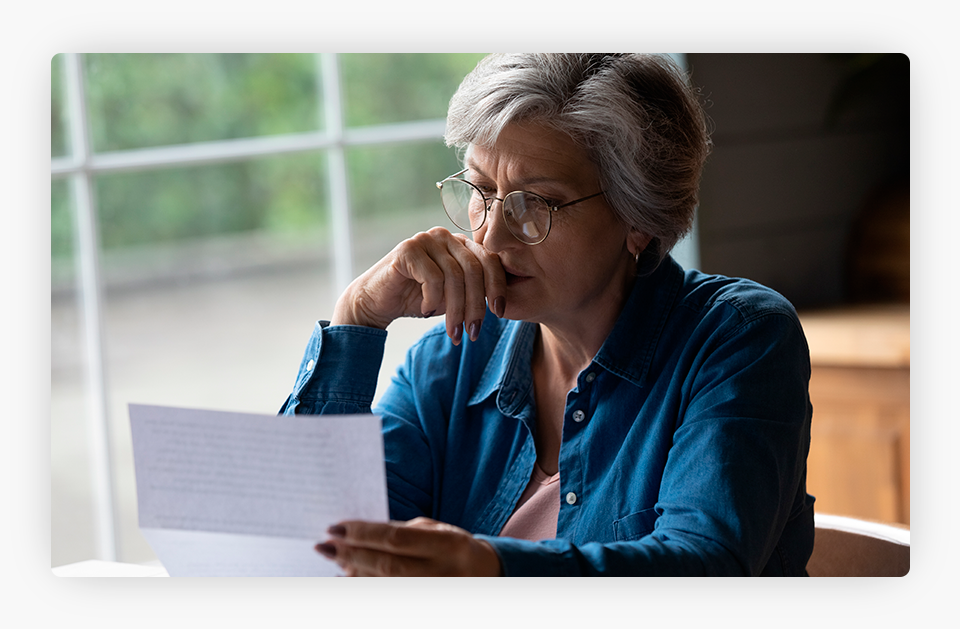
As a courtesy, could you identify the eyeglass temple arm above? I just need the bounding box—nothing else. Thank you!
[554,190,605,210]
[437,168,470,190]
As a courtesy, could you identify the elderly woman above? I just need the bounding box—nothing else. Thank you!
[280,53,815,576]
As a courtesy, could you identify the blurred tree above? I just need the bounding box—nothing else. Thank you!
[94,152,330,250]
[52,53,487,268]
[341,53,486,126]
[347,141,461,220]
[51,55,69,157]
[83,53,321,151]
[51,179,73,282]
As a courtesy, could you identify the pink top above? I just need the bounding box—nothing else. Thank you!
[498,462,561,541]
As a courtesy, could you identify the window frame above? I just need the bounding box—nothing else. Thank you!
[51,52,449,561]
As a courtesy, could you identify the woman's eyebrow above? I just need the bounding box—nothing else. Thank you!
[463,159,487,178]
[463,159,566,189]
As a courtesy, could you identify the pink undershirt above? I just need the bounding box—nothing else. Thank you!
[498,462,561,541]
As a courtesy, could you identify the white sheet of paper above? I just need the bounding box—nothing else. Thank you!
[52,560,169,577]
[129,404,389,577]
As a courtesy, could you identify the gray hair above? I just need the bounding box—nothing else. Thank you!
[444,53,711,266]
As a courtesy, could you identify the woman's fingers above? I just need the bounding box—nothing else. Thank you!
[443,239,490,343]
[316,518,501,577]
[458,236,507,320]
[397,231,449,318]
[397,229,505,344]
[333,227,506,342]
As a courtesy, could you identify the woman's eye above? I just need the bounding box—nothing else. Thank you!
[528,195,559,208]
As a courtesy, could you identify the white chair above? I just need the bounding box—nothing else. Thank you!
[806,513,910,576]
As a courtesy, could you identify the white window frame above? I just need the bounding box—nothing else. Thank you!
[52,53,448,561]
[52,52,697,562]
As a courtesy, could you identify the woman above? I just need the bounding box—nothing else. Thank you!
[280,53,815,576]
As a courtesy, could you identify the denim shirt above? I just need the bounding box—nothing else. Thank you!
[279,256,815,576]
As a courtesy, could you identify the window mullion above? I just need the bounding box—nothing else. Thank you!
[319,53,354,297]
[63,52,119,562]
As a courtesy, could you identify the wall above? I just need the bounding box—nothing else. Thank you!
[685,53,908,309]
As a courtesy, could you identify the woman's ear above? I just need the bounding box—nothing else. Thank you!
[627,229,653,258]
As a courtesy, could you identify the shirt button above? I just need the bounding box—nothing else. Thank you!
[585,372,596,383]
[306,359,315,371]
[566,492,578,505]
[572,409,586,423]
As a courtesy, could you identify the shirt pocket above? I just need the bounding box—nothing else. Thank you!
[613,507,659,542]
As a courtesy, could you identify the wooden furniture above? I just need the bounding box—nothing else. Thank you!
[806,513,909,577]
[799,305,910,525]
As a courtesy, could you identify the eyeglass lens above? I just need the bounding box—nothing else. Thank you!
[440,179,550,244]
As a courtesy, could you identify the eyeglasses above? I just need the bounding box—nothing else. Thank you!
[436,169,605,245]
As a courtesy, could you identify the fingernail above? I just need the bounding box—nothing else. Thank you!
[469,320,481,342]
[316,542,337,559]
[493,297,505,318]
[327,524,346,538]
[452,324,463,345]
[423,310,436,318]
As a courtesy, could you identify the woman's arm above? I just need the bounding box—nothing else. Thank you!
[314,303,813,577]
[280,226,504,414]
[484,308,815,576]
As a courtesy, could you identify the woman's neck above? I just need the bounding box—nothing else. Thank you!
[534,273,635,383]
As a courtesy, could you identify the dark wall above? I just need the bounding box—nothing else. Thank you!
[685,53,909,310]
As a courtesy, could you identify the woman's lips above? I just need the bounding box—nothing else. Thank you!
[502,266,532,286]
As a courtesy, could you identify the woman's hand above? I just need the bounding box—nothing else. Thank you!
[331,227,506,344]
[315,517,502,577]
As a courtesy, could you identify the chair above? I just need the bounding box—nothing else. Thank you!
[806,513,910,576]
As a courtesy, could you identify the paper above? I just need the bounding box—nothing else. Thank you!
[129,404,389,576]
[53,560,169,577]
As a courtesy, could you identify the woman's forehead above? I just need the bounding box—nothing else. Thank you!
[463,123,596,186]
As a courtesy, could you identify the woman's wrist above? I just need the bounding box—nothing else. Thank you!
[330,284,391,330]
[474,538,504,576]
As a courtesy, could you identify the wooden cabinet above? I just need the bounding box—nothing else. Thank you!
[799,305,910,524]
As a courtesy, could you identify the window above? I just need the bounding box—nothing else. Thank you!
[52,52,697,567]
[51,53,487,566]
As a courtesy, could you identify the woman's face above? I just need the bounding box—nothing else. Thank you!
[465,121,643,329]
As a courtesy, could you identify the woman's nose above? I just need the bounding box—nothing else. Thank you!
[477,197,515,252]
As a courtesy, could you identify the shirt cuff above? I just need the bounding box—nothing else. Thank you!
[475,535,579,577]
[287,321,387,413]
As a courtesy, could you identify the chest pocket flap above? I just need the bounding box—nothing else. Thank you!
[613,507,659,542]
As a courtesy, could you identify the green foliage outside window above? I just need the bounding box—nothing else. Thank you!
[51,178,72,259]
[93,152,330,250]
[83,53,322,151]
[51,56,69,158]
[341,53,486,127]
[51,53,486,271]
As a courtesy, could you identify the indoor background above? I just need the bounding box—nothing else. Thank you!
[50,53,909,568]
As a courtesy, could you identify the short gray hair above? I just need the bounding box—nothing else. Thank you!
[444,53,711,266]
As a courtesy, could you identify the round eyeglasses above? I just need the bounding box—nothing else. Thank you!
[436,169,605,245]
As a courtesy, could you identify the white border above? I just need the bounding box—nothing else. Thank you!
[7,0,955,626]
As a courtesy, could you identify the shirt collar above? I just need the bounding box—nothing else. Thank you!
[593,255,684,387]
[467,255,684,405]
[468,317,538,417]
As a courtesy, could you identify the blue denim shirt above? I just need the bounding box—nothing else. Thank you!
[279,256,815,576]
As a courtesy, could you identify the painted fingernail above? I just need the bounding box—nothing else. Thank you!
[493,297,505,318]
[316,542,337,558]
[452,324,463,344]
[469,320,481,342]
[327,524,346,538]
[423,310,436,318]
